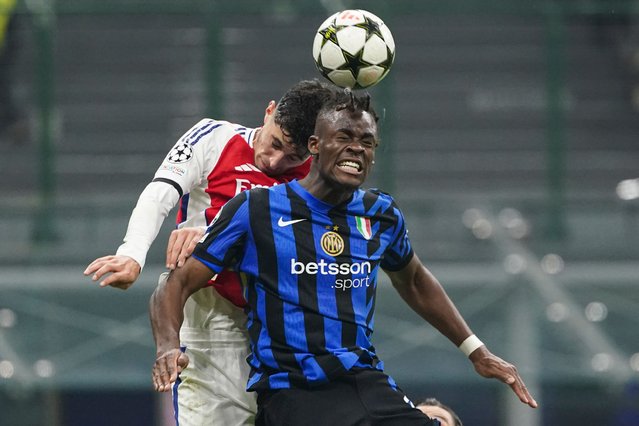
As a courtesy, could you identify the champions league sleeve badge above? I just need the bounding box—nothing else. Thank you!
[166,143,194,163]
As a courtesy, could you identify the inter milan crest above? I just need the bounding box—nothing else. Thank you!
[320,231,344,256]
[167,143,193,163]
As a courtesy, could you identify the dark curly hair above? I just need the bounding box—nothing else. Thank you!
[417,398,463,426]
[273,79,337,154]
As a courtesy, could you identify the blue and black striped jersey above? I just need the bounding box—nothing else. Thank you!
[192,179,414,391]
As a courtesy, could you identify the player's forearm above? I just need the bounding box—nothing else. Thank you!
[390,256,474,346]
[117,181,180,269]
[149,274,187,353]
[149,257,214,352]
[412,276,474,347]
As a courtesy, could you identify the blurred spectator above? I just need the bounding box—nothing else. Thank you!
[0,0,28,144]
[417,398,463,426]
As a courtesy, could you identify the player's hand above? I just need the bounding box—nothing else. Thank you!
[152,348,189,392]
[84,255,141,290]
[469,346,538,408]
[166,227,206,270]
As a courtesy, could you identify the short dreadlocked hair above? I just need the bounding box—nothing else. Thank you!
[273,79,337,154]
[318,87,379,123]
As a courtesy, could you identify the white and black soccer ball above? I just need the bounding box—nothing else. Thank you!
[167,142,193,163]
[312,9,395,90]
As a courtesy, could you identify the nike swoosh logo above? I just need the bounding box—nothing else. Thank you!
[278,217,307,227]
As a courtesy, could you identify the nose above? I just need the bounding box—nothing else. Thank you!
[346,142,365,153]
[263,150,286,174]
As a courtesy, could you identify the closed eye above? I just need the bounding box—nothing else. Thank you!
[360,138,376,148]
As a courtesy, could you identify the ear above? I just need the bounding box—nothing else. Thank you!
[263,100,277,124]
[307,135,319,155]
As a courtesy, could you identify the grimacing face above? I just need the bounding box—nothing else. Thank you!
[308,108,378,190]
[253,101,309,176]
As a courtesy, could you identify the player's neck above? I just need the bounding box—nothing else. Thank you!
[298,175,356,206]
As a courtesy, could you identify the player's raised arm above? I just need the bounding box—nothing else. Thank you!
[84,181,180,289]
[384,254,538,409]
[150,257,212,392]
[84,117,226,290]
[151,190,251,392]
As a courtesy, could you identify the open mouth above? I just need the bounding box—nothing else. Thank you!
[337,160,362,173]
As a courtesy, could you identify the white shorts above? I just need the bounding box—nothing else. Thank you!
[158,273,257,425]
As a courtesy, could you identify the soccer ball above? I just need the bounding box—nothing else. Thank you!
[312,9,395,90]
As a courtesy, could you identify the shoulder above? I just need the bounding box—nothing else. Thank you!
[359,188,406,223]
[218,189,251,217]
[244,184,290,205]
[367,187,392,199]
[365,188,398,208]
[180,119,252,147]
[247,184,282,199]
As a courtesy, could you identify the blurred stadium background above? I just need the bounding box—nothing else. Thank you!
[1,0,638,424]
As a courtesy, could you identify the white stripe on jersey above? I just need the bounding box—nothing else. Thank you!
[234,164,261,172]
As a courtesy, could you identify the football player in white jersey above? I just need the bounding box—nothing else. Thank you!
[85,79,335,425]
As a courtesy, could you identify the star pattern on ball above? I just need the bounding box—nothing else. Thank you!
[360,16,382,39]
[319,26,338,45]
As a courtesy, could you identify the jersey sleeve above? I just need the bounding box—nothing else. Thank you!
[115,119,229,268]
[192,191,250,274]
[379,196,414,272]
[115,181,180,269]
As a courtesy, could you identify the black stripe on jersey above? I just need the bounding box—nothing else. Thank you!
[380,203,414,271]
[152,177,183,198]
[328,205,358,349]
[286,187,323,349]
[194,191,248,269]
[248,188,298,375]
[288,186,348,380]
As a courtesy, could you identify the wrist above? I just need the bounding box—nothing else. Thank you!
[156,346,181,357]
[459,334,484,357]
[155,337,181,355]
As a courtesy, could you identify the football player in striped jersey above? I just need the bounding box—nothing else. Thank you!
[85,79,335,425]
[150,88,537,425]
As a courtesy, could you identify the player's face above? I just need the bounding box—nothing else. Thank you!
[309,108,378,191]
[253,101,309,176]
[418,406,454,426]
